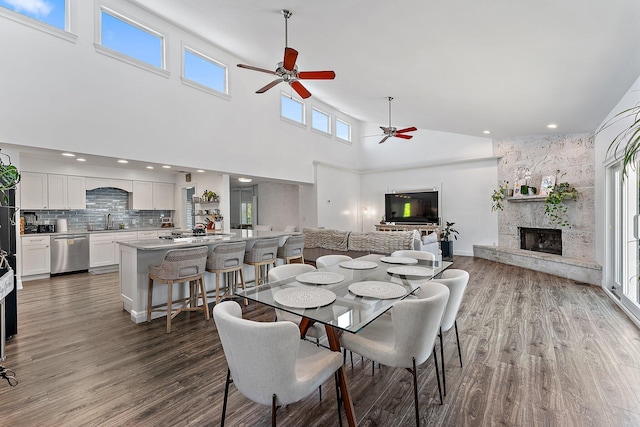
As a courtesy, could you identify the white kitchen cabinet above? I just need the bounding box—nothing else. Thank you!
[131,181,174,210]
[157,230,172,237]
[21,235,51,276]
[21,172,48,209]
[89,233,116,267]
[47,174,86,210]
[131,181,153,210]
[86,178,133,192]
[114,232,138,264]
[152,182,175,210]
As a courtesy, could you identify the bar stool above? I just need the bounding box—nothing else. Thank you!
[206,241,247,304]
[277,234,305,264]
[244,237,279,287]
[147,246,209,333]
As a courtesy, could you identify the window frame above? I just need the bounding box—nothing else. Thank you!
[311,107,332,137]
[335,118,352,144]
[0,0,75,42]
[94,5,169,78]
[280,92,306,128]
[181,43,230,99]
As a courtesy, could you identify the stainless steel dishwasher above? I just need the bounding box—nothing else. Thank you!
[50,234,89,275]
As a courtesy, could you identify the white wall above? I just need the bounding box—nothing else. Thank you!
[360,158,499,256]
[315,163,361,231]
[0,0,360,184]
[256,182,300,230]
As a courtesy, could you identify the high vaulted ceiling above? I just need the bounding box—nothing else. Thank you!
[132,0,640,139]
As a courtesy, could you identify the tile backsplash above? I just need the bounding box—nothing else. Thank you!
[22,188,172,230]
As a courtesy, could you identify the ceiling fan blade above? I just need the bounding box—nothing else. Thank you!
[298,71,336,80]
[395,134,413,140]
[256,79,283,93]
[363,133,385,138]
[290,81,311,99]
[283,47,298,71]
[378,135,390,144]
[396,127,417,134]
[380,126,390,133]
[237,64,277,75]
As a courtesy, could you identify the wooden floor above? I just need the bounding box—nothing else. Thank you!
[2,256,640,426]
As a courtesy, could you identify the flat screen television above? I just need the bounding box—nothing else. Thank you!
[385,191,439,224]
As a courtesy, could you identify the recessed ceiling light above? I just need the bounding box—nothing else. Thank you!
[238,177,252,183]
[196,170,205,173]
[146,166,154,169]
[76,158,86,162]
[162,165,171,169]
[483,130,491,135]
[118,159,128,164]
[62,152,75,157]
[547,123,558,129]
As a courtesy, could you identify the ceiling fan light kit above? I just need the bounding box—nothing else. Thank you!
[237,9,335,99]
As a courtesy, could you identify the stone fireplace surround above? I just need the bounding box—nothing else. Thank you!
[473,133,602,285]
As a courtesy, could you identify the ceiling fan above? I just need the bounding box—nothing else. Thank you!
[376,97,417,144]
[237,9,336,99]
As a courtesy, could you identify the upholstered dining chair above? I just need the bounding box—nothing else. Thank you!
[339,283,449,426]
[391,249,436,261]
[315,254,352,269]
[147,246,209,333]
[253,224,273,231]
[268,264,325,342]
[213,301,344,427]
[430,268,470,397]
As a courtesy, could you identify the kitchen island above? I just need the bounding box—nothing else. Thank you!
[119,229,299,324]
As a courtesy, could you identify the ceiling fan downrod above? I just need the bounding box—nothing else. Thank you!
[282,9,292,48]
[388,97,393,129]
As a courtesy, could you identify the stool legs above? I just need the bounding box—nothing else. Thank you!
[166,282,173,334]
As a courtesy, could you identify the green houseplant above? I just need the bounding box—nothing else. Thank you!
[439,221,459,258]
[0,151,20,204]
[491,181,510,211]
[597,105,640,178]
[544,182,579,227]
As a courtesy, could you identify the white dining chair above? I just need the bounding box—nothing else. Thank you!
[268,264,326,342]
[391,249,435,261]
[339,282,450,427]
[430,268,469,397]
[316,254,352,269]
[213,301,344,427]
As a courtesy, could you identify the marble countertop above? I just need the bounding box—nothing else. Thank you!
[120,230,300,251]
[21,227,176,238]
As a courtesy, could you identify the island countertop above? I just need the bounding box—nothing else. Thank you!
[119,229,300,250]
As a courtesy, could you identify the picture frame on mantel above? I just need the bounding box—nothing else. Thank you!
[539,175,556,196]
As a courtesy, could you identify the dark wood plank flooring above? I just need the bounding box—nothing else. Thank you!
[2,256,640,426]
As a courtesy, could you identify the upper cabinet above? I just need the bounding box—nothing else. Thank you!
[21,172,48,209]
[131,181,174,210]
[47,174,86,210]
[86,178,133,192]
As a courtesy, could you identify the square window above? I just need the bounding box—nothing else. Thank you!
[336,119,352,142]
[312,108,331,134]
[281,94,305,124]
[100,9,164,69]
[183,47,227,94]
[0,0,66,30]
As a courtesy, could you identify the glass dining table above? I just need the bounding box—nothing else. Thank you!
[238,253,452,427]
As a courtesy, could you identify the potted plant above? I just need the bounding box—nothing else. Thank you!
[544,182,579,227]
[439,221,459,259]
[598,104,640,178]
[0,152,20,204]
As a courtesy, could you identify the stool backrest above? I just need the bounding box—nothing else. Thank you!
[280,234,305,257]
[159,246,208,279]
[245,237,280,262]
[207,241,247,270]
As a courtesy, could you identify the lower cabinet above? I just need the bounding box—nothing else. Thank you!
[89,233,116,268]
[21,236,51,276]
[115,232,138,264]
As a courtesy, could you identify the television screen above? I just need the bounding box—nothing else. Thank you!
[385,191,439,224]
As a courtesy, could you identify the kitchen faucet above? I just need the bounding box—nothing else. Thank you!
[106,213,112,229]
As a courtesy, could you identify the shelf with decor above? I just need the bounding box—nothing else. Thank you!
[507,195,547,202]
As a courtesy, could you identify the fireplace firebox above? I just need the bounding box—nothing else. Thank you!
[519,227,562,255]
